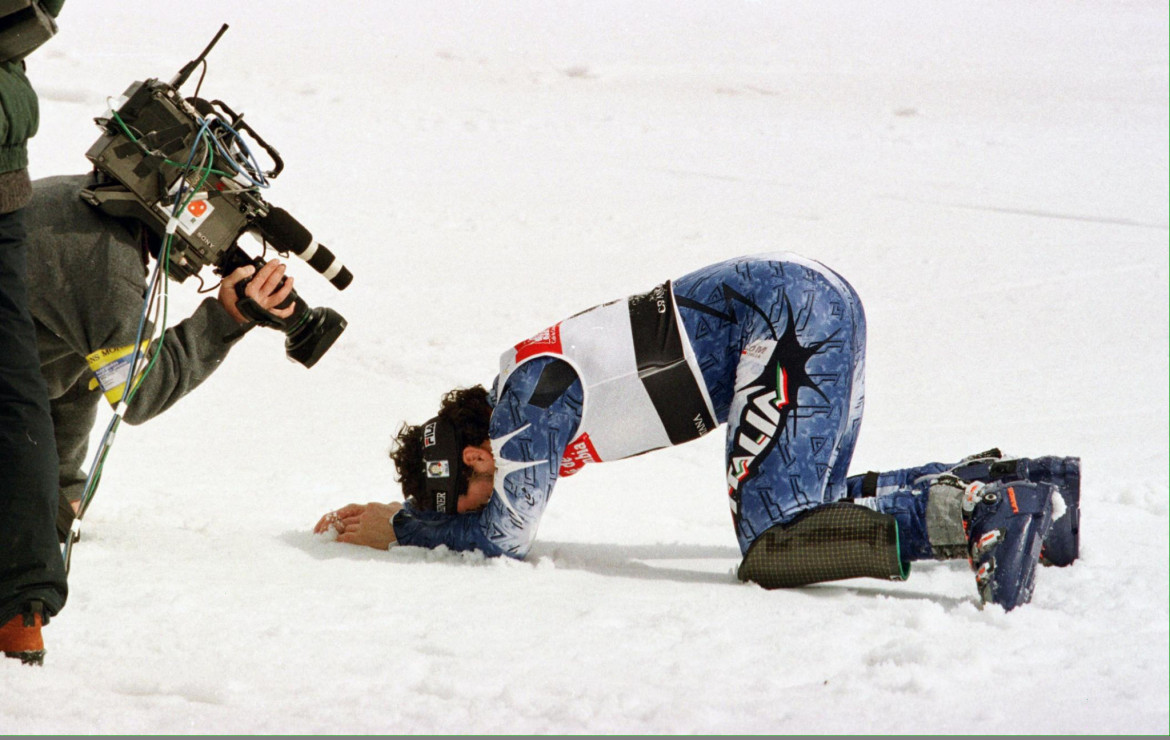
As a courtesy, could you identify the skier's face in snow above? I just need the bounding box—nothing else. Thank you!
[457,441,496,513]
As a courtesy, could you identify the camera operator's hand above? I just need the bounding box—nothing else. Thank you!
[314,502,404,550]
[219,259,297,325]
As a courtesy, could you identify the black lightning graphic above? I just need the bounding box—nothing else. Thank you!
[724,289,837,524]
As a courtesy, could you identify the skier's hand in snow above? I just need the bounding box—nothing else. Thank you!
[314,502,403,550]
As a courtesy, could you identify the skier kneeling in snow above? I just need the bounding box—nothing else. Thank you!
[316,253,1080,611]
[24,175,298,541]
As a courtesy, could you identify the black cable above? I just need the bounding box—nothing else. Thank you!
[192,59,209,99]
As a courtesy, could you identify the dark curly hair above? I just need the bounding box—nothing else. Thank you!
[389,385,493,510]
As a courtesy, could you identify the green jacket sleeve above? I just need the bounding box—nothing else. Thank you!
[0,0,64,171]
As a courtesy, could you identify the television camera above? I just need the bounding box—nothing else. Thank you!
[80,24,351,368]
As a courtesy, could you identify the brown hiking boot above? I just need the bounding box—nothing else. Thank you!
[0,601,47,666]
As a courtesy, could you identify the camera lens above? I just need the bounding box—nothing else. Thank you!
[284,306,347,368]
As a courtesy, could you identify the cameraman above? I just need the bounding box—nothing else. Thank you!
[23,174,295,540]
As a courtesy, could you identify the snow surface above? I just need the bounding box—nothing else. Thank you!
[3,0,1167,733]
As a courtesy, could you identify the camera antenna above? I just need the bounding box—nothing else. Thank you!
[169,23,229,90]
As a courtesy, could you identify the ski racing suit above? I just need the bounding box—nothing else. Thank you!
[388,251,1080,603]
[391,252,905,558]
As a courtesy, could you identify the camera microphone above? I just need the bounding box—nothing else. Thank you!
[252,207,353,291]
[170,23,229,90]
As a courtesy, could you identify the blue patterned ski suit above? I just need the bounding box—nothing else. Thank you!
[391,253,921,558]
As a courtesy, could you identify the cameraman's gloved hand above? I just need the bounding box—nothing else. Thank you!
[219,259,296,328]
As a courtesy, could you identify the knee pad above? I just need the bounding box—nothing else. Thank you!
[738,503,908,589]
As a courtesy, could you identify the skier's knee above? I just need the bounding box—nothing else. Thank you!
[737,503,908,589]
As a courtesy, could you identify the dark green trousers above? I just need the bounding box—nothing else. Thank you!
[0,207,67,625]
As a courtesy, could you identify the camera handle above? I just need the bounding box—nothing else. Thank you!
[210,99,285,179]
[216,245,347,367]
[224,259,306,340]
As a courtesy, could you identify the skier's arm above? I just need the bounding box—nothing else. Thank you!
[314,501,404,549]
[392,357,584,559]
